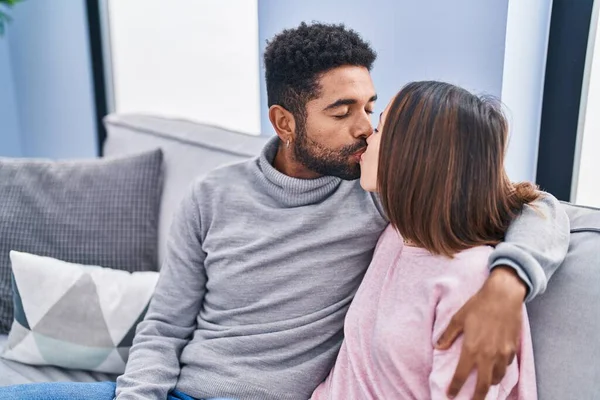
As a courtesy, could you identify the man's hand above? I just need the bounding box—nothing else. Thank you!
[435,266,527,400]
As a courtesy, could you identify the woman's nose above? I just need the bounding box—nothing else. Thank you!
[366,130,376,144]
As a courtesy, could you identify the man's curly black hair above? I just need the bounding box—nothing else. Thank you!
[264,22,377,122]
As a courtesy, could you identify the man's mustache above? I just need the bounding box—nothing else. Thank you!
[340,140,368,156]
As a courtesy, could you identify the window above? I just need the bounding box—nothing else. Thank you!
[572,3,600,207]
[103,0,261,135]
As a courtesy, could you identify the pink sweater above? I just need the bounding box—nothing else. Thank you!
[312,225,537,400]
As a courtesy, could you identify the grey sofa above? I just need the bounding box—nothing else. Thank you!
[0,114,598,399]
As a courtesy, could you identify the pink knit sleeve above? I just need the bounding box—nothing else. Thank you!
[428,269,519,399]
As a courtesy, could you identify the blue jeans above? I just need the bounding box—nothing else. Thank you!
[0,381,236,400]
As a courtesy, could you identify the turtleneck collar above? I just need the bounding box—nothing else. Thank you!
[253,136,342,207]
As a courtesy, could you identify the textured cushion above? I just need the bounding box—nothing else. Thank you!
[0,149,163,333]
[0,334,118,386]
[103,114,268,264]
[1,251,158,374]
[527,203,600,399]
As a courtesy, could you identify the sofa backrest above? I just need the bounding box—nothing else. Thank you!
[527,202,600,399]
[103,114,267,264]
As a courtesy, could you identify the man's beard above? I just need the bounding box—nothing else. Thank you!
[293,122,366,180]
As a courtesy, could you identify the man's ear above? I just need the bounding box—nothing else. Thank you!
[268,105,296,143]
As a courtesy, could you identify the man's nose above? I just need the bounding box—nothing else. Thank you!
[354,113,373,139]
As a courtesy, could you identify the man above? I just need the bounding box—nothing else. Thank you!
[3,22,569,400]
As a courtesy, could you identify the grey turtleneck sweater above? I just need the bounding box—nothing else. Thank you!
[116,137,569,400]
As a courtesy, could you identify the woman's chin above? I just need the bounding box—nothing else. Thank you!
[359,177,377,192]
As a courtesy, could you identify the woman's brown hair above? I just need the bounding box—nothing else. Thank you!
[378,81,540,257]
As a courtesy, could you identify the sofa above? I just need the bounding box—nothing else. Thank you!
[0,114,598,399]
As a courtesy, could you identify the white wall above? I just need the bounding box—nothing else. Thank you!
[107,0,261,135]
[0,32,21,157]
[500,0,553,183]
[574,1,600,208]
[258,0,509,135]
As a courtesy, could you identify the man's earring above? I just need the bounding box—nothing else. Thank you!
[286,140,290,148]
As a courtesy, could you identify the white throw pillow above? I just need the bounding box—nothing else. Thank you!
[1,251,159,373]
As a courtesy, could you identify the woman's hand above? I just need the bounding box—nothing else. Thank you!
[435,266,527,399]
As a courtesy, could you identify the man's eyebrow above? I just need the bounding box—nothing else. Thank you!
[323,94,378,111]
[323,98,357,111]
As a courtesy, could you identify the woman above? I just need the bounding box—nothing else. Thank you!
[312,81,537,399]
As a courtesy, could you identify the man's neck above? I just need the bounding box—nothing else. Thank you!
[272,144,322,180]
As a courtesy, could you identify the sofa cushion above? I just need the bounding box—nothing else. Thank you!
[527,202,600,399]
[0,335,117,386]
[0,150,163,334]
[2,252,158,374]
[103,114,268,264]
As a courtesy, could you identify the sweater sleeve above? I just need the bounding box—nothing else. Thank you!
[116,185,207,400]
[430,270,520,399]
[488,192,570,302]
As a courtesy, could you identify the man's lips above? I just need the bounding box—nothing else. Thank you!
[352,147,367,161]
[353,147,367,157]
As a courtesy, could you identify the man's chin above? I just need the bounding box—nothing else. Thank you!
[338,174,360,181]
[297,155,360,180]
[311,168,359,181]
[330,165,361,181]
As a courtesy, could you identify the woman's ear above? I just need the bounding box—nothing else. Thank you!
[268,105,296,144]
